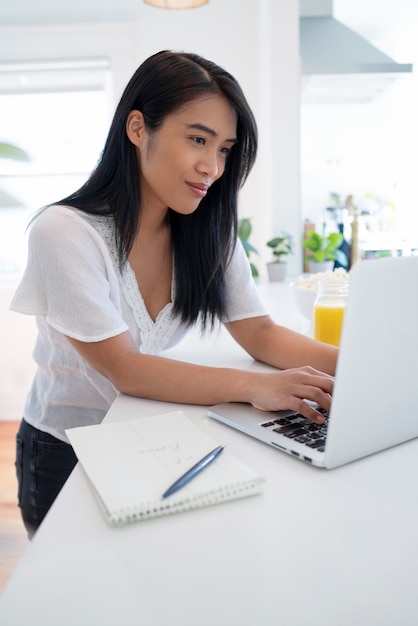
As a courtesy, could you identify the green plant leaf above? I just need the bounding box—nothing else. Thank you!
[242,241,258,255]
[303,229,345,262]
[266,237,283,248]
[266,232,293,262]
[250,263,259,278]
[327,232,343,247]
[238,218,252,242]
[238,217,259,276]
[0,188,24,208]
[0,141,30,208]
[0,142,30,162]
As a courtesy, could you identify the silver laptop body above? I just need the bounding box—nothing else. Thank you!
[208,256,418,469]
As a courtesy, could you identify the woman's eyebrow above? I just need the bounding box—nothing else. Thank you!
[186,123,237,144]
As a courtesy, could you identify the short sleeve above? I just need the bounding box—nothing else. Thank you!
[9,206,128,342]
[222,239,268,322]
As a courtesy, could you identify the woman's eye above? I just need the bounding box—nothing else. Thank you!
[191,136,206,145]
[220,146,232,157]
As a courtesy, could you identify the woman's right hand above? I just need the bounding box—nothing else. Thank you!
[245,366,334,423]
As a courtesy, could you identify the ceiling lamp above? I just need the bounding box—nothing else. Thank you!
[144,0,208,8]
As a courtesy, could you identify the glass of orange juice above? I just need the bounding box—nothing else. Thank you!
[313,280,349,347]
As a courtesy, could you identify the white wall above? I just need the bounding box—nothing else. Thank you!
[301,72,418,244]
[258,0,301,273]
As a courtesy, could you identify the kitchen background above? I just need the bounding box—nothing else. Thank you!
[301,0,418,261]
[1,0,418,282]
[1,0,417,417]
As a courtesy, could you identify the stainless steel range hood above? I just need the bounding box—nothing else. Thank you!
[300,16,413,103]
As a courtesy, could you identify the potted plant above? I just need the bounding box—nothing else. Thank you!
[266,232,293,281]
[303,228,347,273]
[238,217,259,278]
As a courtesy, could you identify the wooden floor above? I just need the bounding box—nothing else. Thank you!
[0,421,29,593]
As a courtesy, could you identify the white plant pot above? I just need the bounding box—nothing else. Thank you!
[307,260,334,274]
[266,262,287,282]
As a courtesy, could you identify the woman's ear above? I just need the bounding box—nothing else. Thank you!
[126,110,147,147]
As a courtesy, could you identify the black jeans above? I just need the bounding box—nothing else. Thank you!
[15,419,78,539]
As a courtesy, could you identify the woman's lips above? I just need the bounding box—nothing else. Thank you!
[186,182,209,198]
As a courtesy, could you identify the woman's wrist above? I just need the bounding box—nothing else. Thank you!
[223,368,259,405]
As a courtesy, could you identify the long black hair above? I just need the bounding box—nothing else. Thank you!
[56,50,258,329]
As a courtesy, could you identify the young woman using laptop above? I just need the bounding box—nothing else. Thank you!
[10,50,337,537]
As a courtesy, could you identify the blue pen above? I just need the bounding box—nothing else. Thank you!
[162,445,225,499]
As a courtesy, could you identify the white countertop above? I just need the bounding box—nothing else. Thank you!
[1,280,417,626]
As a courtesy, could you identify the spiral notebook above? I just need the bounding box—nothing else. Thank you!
[66,411,264,526]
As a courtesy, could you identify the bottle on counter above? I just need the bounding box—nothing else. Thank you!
[313,279,349,347]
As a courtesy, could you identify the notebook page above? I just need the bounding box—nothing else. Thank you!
[66,411,264,525]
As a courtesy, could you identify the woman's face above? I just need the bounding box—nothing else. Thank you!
[133,94,238,216]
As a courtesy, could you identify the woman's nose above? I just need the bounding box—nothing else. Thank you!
[197,150,220,179]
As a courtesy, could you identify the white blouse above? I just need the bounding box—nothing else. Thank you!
[10,205,267,441]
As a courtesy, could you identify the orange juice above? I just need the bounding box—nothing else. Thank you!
[313,303,345,346]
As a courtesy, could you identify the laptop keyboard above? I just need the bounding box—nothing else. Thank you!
[260,408,329,453]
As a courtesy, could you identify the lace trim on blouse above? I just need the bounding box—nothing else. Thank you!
[84,213,182,355]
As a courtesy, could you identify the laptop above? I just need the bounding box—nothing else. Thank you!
[208,255,418,469]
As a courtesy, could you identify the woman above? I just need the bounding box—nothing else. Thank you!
[11,50,337,538]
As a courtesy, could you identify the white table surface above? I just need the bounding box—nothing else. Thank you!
[1,281,417,626]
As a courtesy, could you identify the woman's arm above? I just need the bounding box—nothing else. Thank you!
[224,315,338,376]
[66,327,334,423]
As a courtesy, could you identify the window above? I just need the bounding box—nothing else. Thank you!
[0,59,111,286]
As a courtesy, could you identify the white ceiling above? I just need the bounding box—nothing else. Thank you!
[0,0,417,61]
[0,0,146,26]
